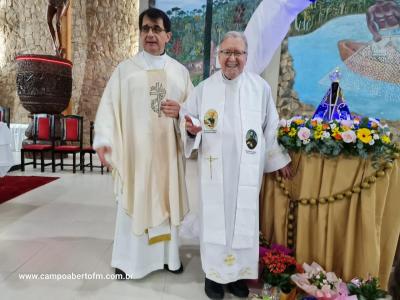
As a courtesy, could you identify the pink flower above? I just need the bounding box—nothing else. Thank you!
[341,130,357,143]
[340,119,354,128]
[297,127,311,141]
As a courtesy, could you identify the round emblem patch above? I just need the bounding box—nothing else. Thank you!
[224,254,236,266]
[204,109,218,130]
[246,129,258,150]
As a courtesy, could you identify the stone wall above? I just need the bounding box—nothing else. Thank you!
[78,0,139,142]
[276,37,313,118]
[0,0,54,123]
[0,0,139,143]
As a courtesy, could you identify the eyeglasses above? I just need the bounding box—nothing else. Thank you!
[140,25,166,34]
[219,50,247,58]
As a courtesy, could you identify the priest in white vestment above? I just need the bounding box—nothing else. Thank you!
[93,8,193,279]
[181,32,291,299]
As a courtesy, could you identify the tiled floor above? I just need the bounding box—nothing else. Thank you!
[0,158,251,299]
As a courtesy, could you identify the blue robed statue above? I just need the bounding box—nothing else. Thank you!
[312,69,353,121]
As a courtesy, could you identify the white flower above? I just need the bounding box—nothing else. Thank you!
[279,119,287,127]
[312,117,323,124]
[341,130,357,143]
[351,278,362,287]
[297,127,311,141]
[369,139,375,145]
[302,139,310,145]
[330,123,337,129]
[322,131,331,139]
[326,272,339,283]
[373,134,379,140]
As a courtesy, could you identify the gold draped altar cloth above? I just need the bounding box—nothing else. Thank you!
[261,152,400,288]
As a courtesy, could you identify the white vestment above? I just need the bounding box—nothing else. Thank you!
[94,51,193,278]
[181,71,290,284]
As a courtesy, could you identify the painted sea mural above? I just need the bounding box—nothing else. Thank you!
[289,0,400,126]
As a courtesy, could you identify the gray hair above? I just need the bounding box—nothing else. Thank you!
[220,31,248,52]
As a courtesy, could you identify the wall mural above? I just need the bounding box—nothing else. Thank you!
[289,0,400,128]
[154,0,262,85]
[155,0,399,130]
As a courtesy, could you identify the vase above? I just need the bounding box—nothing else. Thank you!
[16,54,73,114]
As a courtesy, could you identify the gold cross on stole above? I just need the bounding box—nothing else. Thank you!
[150,82,166,117]
[205,155,218,180]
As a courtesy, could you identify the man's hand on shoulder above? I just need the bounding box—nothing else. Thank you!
[161,99,181,119]
[96,146,112,170]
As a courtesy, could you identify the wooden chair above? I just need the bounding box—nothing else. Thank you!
[81,121,106,174]
[52,115,83,173]
[21,114,54,172]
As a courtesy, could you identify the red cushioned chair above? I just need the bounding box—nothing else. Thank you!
[52,115,83,173]
[0,106,10,127]
[21,114,54,172]
[80,121,106,174]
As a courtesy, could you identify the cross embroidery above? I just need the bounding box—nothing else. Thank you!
[150,82,166,117]
[205,155,218,180]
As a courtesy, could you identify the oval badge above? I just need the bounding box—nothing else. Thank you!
[246,129,258,150]
[204,109,218,130]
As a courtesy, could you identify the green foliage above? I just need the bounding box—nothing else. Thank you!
[347,277,387,300]
[163,0,262,83]
[291,0,376,35]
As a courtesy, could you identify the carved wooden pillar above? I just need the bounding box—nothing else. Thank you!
[62,0,73,115]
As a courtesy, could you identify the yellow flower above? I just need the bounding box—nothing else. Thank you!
[314,130,323,140]
[357,128,372,144]
[381,135,391,144]
[341,125,350,131]
[294,119,305,125]
[316,124,323,132]
[288,128,297,137]
[331,127,341,135]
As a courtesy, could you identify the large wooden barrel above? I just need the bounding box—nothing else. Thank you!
[16,54,73,114]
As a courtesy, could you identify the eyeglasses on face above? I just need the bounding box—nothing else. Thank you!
[219,50,247,58]
[140,25,166,34]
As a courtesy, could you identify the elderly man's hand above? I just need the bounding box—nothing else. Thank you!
[373,34,382,42]
[96,146,113,170]
[161,99,180,119]
[185,115,202,136]
[276,163,292,180]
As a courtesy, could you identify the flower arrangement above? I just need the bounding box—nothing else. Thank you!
[260,244,303,293]
[290,262,356,300]
[347,276,387,300]
[277,116,399,167]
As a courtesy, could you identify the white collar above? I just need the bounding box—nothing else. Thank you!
[221,71,243,85]
[142,50,167,70]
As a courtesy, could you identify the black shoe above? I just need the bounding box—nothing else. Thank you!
[164,263,184,274]
[205,278,224,299]
[114,268,127,280]
[227,280,249,298]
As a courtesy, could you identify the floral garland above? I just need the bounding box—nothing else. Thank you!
[278,116,399,167]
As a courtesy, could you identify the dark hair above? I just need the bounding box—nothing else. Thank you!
[139,8,171,33]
